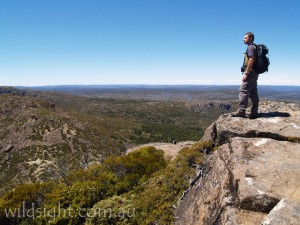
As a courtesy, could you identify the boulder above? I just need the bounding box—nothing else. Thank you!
[175,101,300,225]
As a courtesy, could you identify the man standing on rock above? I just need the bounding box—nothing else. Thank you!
[231,32,259,119]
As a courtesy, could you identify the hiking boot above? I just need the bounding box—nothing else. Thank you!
[231,111,245,118]
[248,113,259,119]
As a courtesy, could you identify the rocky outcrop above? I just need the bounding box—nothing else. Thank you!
[201,101,300,145]
[0,86,28,96]
[175,101,300,225]
[186,101,232,113]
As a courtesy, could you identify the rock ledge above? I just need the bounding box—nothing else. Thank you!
[175,101,300,225]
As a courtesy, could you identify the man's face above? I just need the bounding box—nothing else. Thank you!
[243,35,252,45]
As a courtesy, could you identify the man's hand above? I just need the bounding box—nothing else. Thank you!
[242,74,247,82]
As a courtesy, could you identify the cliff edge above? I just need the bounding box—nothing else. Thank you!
[175,101,300,225]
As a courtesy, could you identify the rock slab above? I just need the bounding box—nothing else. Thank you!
[175,101,300,225]
[261,198,300,225]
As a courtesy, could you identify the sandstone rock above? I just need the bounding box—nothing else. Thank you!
[175,101,300,225]
[261,198,300,225]
[201,101,300,145]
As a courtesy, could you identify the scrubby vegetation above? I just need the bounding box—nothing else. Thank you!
[0,88,225,224]
[0,91,230,195]
[0,142,212,225]
[2,86,300,224]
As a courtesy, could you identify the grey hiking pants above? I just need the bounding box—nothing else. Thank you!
[238,71,259,114]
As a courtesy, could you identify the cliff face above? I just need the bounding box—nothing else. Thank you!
[175,101,300,225]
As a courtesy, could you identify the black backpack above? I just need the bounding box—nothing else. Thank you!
[253,44,270,74]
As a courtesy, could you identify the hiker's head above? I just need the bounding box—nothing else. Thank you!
[244,32,255,45]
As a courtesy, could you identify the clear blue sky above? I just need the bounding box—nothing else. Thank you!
[1,0,299,86]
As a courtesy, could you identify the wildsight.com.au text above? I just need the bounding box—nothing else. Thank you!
[3,201,135,222]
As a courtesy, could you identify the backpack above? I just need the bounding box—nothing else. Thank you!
[253,44,270,74]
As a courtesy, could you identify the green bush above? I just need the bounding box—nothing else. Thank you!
[103,146,167,194]
[0,146,169,225]
[85,195,136,225]
[0,142,213,224]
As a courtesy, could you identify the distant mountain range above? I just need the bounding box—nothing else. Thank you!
[17,84,300,91]
[17,84,300,102]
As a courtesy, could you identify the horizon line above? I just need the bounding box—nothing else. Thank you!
[12,84,300,88]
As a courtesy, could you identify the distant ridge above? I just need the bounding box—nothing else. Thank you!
[13,85,300,102]
[16,84,300,92]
